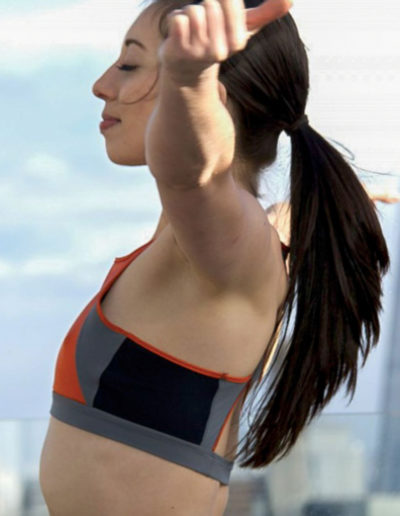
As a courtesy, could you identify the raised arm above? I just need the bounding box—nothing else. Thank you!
[145,0,292,292]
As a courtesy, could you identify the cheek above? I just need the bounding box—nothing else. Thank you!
[119,70,159,105]
[121,101,157,138]
[120,110,154,152]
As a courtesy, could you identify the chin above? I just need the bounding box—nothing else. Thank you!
[105,147,146,166]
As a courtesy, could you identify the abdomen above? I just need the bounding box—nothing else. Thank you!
[39,416,225,516]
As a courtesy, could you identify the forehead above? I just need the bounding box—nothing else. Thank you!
[124,3,163,52]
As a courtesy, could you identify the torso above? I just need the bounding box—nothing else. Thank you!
[39,213,288,516]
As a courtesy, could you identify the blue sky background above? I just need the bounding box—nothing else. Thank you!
[1,0,399,420]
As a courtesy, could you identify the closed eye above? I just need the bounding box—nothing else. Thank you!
[116,65,138,72]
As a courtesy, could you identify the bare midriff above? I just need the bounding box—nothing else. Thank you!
[39,220,288,516]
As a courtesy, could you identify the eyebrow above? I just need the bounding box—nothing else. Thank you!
[124,38,147,51]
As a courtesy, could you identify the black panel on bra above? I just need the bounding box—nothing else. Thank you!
[93,337,220,444]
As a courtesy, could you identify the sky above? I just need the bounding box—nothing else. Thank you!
[0,0,399,420]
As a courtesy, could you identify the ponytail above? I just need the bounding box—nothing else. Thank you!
[232,124,390,468]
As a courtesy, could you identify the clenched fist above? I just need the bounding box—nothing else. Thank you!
[158,0,293,84]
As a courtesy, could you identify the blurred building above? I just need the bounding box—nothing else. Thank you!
[373,226,400,493]
[224,475,272,516]
[0,466,23,516]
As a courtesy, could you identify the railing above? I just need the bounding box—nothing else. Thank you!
[0,413,399,515]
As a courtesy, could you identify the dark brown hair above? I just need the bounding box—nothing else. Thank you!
[138,0,390,469]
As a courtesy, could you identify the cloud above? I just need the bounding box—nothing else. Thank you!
[0,219,157,283]
[0,0,141,74]
[25,152,70,181]
[0,260,13,278]
[20,256,72,276]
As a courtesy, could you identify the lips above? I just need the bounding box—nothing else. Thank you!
[102,113,121,122]
[100,111,121,132]
[100,118,121,131]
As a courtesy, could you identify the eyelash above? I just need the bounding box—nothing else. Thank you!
[116,65,138,72]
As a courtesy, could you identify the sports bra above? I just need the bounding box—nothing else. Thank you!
[50,237,290,486]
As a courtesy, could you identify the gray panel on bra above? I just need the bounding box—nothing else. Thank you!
[200,349,269,449]
[200,379,246,450]
[75,303,125,405]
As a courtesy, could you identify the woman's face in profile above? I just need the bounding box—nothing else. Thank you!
[92,4,162,166]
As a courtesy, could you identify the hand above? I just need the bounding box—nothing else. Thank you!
[158,0,293,84]
[265,183,400,245]
[362,183,400,204]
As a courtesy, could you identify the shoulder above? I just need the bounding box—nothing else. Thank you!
[172,189,288,312]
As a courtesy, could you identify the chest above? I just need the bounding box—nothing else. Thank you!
[99,228,279,380]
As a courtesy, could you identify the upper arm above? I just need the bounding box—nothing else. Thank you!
[155,170,275,294]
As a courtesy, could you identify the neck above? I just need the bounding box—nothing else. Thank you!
[152,210,169,240]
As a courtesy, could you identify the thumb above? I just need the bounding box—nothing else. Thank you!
[246,0,293,36]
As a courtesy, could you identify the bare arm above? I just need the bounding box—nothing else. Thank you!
[144,0,292,291]
[266,183,400,246]
[146,69,272,291]
[146,71,235,189]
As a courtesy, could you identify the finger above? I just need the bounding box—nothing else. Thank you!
[374,195,400,204]
[371,194,397,203]
[167,10,190,48]
[218,0,247,49]
[246,0,292,34]
[181,4,208,48]
[203,0,229,60]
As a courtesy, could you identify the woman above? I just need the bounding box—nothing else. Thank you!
[39,0,391,514]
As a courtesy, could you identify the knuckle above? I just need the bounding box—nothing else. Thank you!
[204,0,221,10]
[183,4,203,14]
[228,32,247,50]
[214,52,228,62]
[167,8,184,18]
[231,41,247,52]
[213,45,229,61]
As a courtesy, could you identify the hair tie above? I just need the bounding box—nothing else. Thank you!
[283,114,309,136]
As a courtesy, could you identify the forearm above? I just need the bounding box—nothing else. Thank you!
[145,69,235,189]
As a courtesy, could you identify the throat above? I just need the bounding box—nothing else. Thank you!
[152,211,169,240]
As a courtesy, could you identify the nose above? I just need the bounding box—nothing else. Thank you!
[92,65,117,101]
